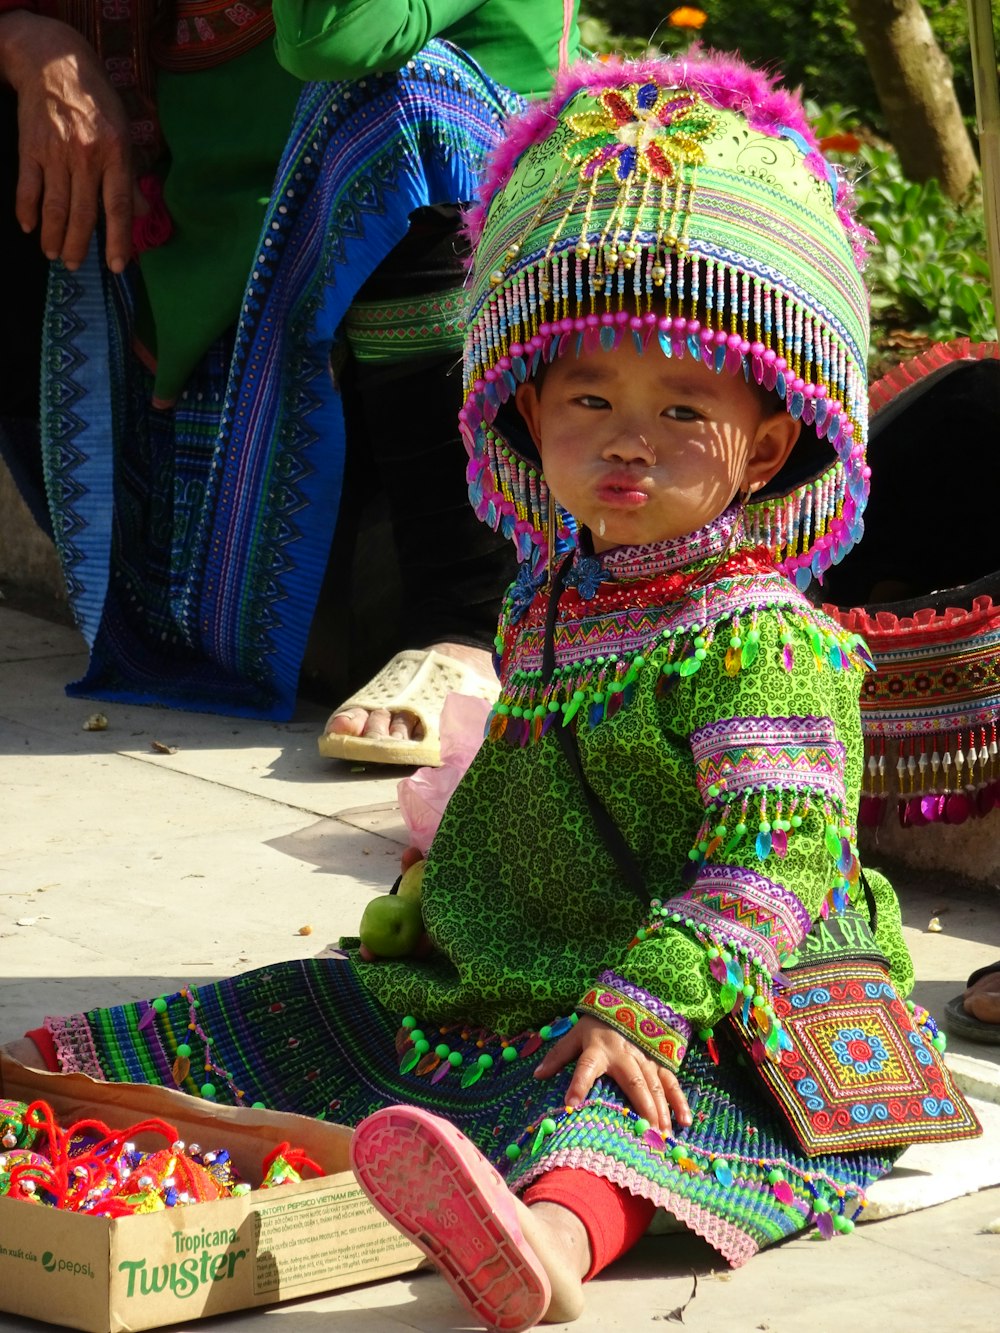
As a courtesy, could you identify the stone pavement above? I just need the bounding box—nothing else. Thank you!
[2,602,999,1333]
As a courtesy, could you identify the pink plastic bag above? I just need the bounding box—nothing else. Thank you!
[397,693,493,854]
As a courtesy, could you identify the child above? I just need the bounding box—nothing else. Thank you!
[13,52,978,1333]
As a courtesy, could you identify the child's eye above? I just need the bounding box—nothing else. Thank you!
[665,405,701,421]
[574,394,610,409]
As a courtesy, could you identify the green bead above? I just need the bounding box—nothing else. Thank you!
[539,1025,553,1040]
[402,1016,417,1029]
[251,1101,266,1110]
[502,1045,518,1061]
[176,1043,191,1059]
[634,1118,650,1135]
[415,1039,430,1055]
[505,1144,522,1161]
[447,1051,463,1067]
[200,1083,216,1099]
[541,1117,557,1135]
[152,997,168,1014]
[435,1044,450,1059]
[767,1169,785,1185]
[478,1053,494,1069]
[409,1029,424,1043]
[694,647,707,660]
[670,1144,687,1162]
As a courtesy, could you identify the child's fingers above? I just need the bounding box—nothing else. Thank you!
[533,1018,691,1136]
[613,1057,674,1133]
[532,1028,581,1079]
[658,1068,692,1130]
[562,1048,608,1109]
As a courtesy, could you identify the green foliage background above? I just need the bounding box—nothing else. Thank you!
[579,1,998,356]
[579,0,999,132]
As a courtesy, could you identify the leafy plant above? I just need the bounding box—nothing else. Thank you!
[579,1,1000,135]
[808,104,996,356]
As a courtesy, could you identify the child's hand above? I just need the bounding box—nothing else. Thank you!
[533,1015,692,1135]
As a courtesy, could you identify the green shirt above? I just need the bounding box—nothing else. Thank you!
[139,0,579,401]
[354,553,913,1068]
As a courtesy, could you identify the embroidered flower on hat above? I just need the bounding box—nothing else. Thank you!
[567,84,719,184]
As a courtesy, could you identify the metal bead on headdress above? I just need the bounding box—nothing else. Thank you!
[460,53,872,586]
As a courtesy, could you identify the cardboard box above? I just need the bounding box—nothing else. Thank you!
[0,1052,423,1332]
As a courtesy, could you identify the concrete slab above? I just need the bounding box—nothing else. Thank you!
[3,601,1000,1333]
[865,1095,1000,1218]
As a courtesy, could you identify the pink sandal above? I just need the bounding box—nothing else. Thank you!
[349,1106,552,1332]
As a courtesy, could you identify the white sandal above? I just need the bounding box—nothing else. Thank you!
[317,648,498,767]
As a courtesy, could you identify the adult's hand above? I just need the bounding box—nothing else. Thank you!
[0,10,141,271]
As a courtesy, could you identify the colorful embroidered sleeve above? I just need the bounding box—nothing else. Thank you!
[576,603,873,1071]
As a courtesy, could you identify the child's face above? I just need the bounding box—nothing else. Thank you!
[515,337,799,551]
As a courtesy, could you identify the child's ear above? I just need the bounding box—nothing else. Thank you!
[514,380,544,454]
[743,411,801,495]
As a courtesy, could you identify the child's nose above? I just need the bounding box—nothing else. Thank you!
[605,429,655,464]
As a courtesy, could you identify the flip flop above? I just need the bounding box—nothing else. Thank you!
[318,648,498,767]
[349,1106,551,1333]
[943,961,1000,1045]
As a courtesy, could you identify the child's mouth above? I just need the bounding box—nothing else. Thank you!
[595,480,650,507]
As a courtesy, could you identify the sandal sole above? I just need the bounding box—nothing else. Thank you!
[350,1106,551,1332]
[943,994,1000,1045]
[317,729,441,767]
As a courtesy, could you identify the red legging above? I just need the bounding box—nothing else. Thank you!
[27,1028,654,1274]
[523,1168,656,1279]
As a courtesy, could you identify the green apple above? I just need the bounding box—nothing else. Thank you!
[359,894,424,957]
[397,859,426,903]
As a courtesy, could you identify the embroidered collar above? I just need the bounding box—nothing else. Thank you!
[597,506,744,583]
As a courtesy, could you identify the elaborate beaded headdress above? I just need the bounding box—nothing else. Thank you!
[460,52,871,589]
